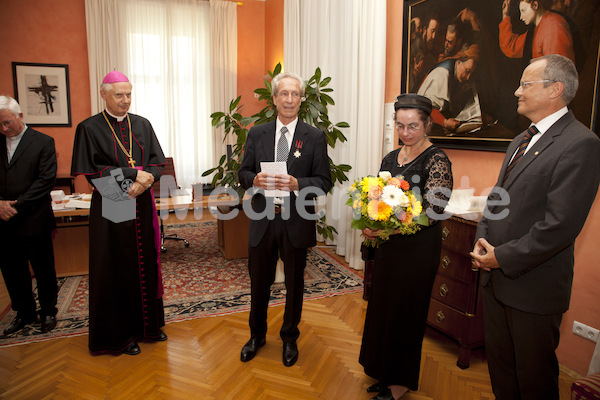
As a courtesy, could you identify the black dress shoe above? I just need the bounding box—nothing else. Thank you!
[282,342,298,367]
[240,336,266,362]
[147,330,168,341]
[40,315,57,333]
[3,315,36,335]
[371,387,394,400]
[367,382,381,393]
[123,342,141,355]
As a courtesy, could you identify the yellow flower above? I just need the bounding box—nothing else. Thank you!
[367,200,393,221]
[410,195,422,216]
[361,176,381,194]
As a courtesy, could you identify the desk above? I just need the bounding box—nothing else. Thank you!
[54,174,75,194]
[52,195,237,276]
[53,215,89,277]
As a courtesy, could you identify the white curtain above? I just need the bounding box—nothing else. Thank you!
[84,0,126,114]
[209,0,238,170]
[284,0,387,270]
[84,0,237,189]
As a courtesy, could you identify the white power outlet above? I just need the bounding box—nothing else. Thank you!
[573,321,600,342]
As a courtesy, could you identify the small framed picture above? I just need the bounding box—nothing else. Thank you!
[12,62,72,127]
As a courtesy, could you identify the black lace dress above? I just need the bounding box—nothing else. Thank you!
[359,145,453,390]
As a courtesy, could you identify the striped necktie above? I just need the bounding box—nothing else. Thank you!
[276,126,289,162]
[503,125,539,185]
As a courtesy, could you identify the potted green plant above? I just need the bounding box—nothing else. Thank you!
[203,63,351,241]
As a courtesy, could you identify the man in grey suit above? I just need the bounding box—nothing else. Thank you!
[0,95,58,335]
[471,54,600,400]
[238,72,332,367]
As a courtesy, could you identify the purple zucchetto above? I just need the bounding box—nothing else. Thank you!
[102,70,130,84]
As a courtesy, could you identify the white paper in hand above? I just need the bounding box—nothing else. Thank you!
[260,161,289,197]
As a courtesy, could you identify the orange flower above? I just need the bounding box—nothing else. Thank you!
[399,179,410,190]
[367,184,383,200]
[367,200,392,221]
[402,212,413,225]
[388,177,402,188]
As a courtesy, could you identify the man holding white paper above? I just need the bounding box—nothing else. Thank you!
[238,72,332,367]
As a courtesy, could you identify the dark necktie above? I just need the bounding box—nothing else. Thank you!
[503,125,539,185]
[276,126,289,162]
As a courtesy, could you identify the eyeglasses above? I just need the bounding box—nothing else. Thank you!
[1,119,16,128]
[519,80,552,90]
[277,90,301,99]
[395,122,423,132]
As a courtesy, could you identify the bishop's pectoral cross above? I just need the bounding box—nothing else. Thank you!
[128,158,136,167]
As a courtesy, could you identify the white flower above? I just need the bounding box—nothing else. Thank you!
[382,185,409,207]
[378,171,392,182]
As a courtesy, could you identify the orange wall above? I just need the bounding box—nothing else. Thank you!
[388,0,600,376]
[237,1,268,117]
[2,0,598,377]
[265,0,284,74]
[0,0,90,191]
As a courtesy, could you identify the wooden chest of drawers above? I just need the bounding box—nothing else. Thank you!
[426,216,484,369]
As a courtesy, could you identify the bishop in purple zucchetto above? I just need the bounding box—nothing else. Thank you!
[102,70,129,84]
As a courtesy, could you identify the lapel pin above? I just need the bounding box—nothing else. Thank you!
[294,139,304,158]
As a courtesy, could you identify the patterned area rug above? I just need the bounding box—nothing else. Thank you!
[0,221,362,347]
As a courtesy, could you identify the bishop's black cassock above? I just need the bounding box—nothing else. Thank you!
[71,112,166,353]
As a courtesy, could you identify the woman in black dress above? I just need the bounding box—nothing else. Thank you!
[359,94,453,400]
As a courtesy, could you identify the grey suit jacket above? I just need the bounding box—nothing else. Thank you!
[238,120,332,248]
[476,111,600,314]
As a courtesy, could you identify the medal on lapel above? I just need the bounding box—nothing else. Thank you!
[294,140,303,158]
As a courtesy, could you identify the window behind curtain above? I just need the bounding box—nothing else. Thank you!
[123,0,213,189]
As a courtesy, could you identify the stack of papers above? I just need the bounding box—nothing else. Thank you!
[52,194,92,210]
[444,188,487,219]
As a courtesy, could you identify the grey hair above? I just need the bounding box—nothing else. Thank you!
[0,96,22,115]
[100,82,113,93]
[100,81,132,94]
[271,72,306,97]
[534,54,579,104]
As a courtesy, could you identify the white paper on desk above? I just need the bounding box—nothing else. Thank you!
[260,161,290,197]
[52,202,67,211]
[64,199,91,209]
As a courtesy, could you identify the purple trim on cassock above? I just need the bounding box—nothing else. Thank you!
[150,188,163,298]
[134,166,163,299]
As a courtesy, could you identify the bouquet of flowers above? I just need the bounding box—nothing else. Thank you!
[346,171,428,247]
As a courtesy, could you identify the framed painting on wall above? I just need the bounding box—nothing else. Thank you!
[402,0,600,151]
[12,62,72,127]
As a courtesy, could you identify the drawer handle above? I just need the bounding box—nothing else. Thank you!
[439,283,449,297]
[441,255,451,269]
[435,311,445,324]
[442,226,450,240]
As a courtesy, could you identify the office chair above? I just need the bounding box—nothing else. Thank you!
[153,157,190,253]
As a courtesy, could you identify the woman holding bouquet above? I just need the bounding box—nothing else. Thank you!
[359,93,453,400]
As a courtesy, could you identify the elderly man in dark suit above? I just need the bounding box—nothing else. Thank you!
[238,72,332,367]
[471,54,600,400]
[0,95,58,335]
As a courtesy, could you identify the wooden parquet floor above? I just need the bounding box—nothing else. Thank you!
[0,290,576,400]
[0,211,577,398]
